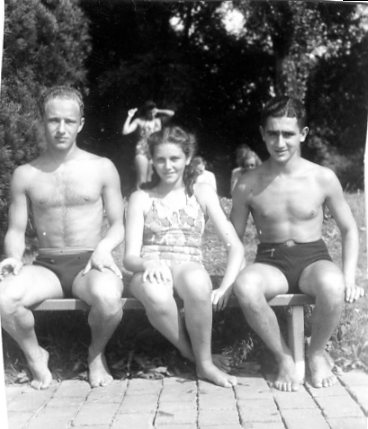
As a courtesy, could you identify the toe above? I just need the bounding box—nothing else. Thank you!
[291,382,299,392]
[30,380,42,390]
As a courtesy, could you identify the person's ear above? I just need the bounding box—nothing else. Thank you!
[259,125,265,141]
[300,126,309,142]
[78,117,85,133]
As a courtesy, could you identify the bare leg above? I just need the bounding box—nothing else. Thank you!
[299,261,344,388]
[234,264,301,392]
[135,154,150,188]
[73,270,123,387]
[0,266,64,389]
[129,273,194,361]
[174,264,237,388]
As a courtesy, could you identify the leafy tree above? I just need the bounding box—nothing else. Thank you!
[80,1,367,194]
[230,1,367,186]
[0,0,91,248]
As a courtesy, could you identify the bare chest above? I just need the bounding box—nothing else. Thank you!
[28,169,102,209]
[250,177,324,222]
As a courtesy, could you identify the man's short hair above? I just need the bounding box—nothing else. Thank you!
[261,96,306,129]
[38,86,84,117]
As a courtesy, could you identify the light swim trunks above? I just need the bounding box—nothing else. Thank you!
[33,248,93,296]
[254,239,332,293]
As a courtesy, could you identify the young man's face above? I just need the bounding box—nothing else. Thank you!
[43,97,84,152]
[260,116,308,164]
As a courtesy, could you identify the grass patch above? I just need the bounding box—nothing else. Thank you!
[3,193,368,384]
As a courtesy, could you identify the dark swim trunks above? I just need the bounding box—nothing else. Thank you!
[33,249,93,296]
[254,239,332,293]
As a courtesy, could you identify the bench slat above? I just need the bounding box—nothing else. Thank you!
[32,294,314,312]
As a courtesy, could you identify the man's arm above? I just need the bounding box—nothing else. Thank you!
[1,166,29,275]
[83,159,124,278]
[322,168,363,302]
[230,179,251,239]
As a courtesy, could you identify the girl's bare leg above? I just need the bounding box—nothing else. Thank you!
[135,154,150,188]
[174,263,237,387]
[129,273,194,361]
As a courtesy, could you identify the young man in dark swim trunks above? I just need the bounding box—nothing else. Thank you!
[0,86,125,389]
[229,96,364,392]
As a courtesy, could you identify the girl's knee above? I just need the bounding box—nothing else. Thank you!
[141,282,174,312]
[179,267,211,301]
[130,273,174,311]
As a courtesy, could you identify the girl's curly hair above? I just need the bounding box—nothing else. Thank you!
[141,126,199,196]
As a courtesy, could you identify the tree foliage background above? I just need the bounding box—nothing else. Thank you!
[0,0,91,245]
[0,0,367,246]
[79,0,367,195]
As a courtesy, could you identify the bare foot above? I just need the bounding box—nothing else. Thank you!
[273,354,301,392]
[88,352,113,388]
[28,347,52,390]
[308,351,337,388]
[197,362,237,388]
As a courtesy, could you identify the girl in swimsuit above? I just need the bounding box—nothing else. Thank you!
[124,126,244,387]
[231,145,262,193]
[122,101,175,188]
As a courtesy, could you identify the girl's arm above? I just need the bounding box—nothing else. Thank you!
[123,191,171,283]
[122,108,139,135]
[194,184,244,309]
[155,108,175,117]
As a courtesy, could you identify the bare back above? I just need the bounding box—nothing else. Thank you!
[24,151,110,248]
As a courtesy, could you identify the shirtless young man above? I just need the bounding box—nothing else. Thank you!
[0,86,125,389]
[230,96,364,392]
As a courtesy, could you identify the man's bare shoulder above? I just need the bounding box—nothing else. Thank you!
[301,159,338,183]
[12,162,39,183]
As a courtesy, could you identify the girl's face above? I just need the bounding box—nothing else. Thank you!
[243,156,256,170]
[152,143,190,186]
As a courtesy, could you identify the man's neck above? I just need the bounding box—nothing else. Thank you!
[44,143,80,164]
[268,155,304,176]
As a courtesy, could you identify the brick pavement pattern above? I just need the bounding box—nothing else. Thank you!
[5,370,368,429]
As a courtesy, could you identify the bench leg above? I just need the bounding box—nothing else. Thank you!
[287,306,305,381]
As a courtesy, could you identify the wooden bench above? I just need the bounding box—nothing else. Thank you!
[32,290,314,380]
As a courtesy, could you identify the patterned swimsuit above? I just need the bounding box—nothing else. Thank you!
[136,119,161,156]
[142,192,206,265]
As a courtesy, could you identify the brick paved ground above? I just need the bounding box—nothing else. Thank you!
[4,369,368,429]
